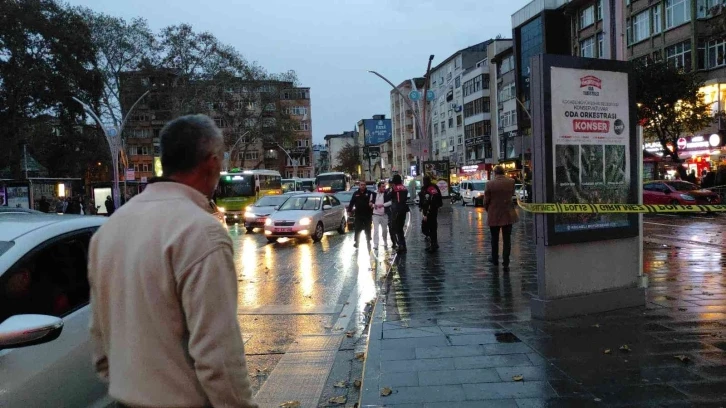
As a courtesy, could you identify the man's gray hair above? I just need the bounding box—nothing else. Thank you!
[493,165,505,175]
[160,114,223,176]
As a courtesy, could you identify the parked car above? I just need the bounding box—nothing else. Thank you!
[513,184,528,203]
[643,180,721,206]
[264,193,347,242]
[334,191,356,228]
[460,180,487,207]
[243,194,289,233]
[0,213,111,407]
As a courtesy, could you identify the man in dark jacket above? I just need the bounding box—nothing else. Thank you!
[388,174,409,253]
[385,182,398,249]
[347,181,374,248]
[105,196,115,216]
[420,176,443,252]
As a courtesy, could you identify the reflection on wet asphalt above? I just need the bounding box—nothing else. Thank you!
[227,223,382,395]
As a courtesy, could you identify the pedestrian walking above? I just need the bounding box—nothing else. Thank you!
[87,114,258,408]
[347,181,374,249]
[484,165,517,272]
[372,181,391,250]
[389,174,409,253]
[104,195,115,216]
[420,176,443,253]
[385,182,399,249]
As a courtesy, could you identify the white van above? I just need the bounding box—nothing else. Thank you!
[460,180,487,207]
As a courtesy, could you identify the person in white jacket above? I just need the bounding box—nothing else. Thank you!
[371,181,391,250]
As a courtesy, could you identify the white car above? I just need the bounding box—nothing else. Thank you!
[0,211,111,407]
[460,180,487,207]
[264,193,347,243]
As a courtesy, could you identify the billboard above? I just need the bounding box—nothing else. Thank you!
[423,160,451,197]
[363,119,392,145]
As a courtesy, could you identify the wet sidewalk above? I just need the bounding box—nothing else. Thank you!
[359,207,726,407]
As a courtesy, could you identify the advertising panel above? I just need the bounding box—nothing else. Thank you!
[422,160,451,197]
[536,57,638,245]
[363,119,392,145]
[6,185,30,209]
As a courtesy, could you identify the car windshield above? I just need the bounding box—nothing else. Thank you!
[255,195,287,207]
[0,241,14,257]
[279,196,321,211]
[668,181,697,191]
[334,192,354,203]
[216,177,254,198]
[471,182,486,191]
[316,175,346,190]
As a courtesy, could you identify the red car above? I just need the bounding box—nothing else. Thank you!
[643,180,721,206]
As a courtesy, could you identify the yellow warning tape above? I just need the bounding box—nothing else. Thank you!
[516,200,726,213]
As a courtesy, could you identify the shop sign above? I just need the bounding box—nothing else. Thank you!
[501,161,518,170]
[465,136,485,147]
[461,165,479,173]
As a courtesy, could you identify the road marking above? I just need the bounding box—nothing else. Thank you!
[238,304,344,315]
[644,237,718,249]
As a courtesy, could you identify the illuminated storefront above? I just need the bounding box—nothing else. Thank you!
[643,134,724,179]
[455,163,491,183]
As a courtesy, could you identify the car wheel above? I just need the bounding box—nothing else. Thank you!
[312,222,324,242]
[462,198,466,206]
[246,227,254,233]
[670,199,680,206]
[267,237,277,243]
[337,217,346,234]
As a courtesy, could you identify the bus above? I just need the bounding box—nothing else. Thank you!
[315,172,351,193]
[215,169,282,223]
[281,178,304,193]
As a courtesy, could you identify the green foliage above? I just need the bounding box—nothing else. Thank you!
[333,144,361,176]
[633,60,714,162]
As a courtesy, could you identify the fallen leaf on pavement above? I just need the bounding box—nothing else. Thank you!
[512,375,524,381]
[675,355,690,362]
[448,307,456,311]
[333,381,348,388]
[381,387,393,396]
[354,379,362,388]
[355,352,365,361]
[345,330,355,338]
[328,396,347,405]
[594,398,602,402]
[619,345,631,352]
[279,401,300,408]
[604,349,611,354]
[453,327,461,331]
[324,326,333,329]
[665,296,677,300]
[341,314,347,318]
[678,307,688,311]
[666,277,677,281]
[591,324,600,328]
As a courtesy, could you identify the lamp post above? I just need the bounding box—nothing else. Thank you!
[225,131,251,171]
[73,90,151,209]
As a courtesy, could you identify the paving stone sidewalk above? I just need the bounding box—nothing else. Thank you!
[359,207,726,407]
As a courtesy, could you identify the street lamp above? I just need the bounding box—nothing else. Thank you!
[225,131,250,171]
[73,89,150,209]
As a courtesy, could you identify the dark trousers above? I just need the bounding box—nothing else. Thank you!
[489,224,513,265]
[422,212,438,245]
[354,215,372,244]
[388,216,398,247]
[392,212,407,248]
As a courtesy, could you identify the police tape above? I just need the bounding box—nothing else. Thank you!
[516,200,726,214]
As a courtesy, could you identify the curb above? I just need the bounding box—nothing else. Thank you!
[358,211,412,408]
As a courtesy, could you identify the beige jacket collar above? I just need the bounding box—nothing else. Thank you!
[138,181,210,211]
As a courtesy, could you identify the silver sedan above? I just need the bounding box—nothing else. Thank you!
[264,193,347,243]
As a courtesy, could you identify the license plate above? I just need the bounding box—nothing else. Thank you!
[256,218,266,222]
[276,228,292,232]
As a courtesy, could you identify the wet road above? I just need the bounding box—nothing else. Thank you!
[226,222,386,403]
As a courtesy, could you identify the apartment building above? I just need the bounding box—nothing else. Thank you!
[324,131,356,172]
[461,60,493,165]
[312,144,329,175]
[119,70,313,180]
[390,78,425,177]
[428,41,491,171]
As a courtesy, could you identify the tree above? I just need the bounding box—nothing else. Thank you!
[0,0,103,179]
[634,60,714,164]
[333,144,360,176]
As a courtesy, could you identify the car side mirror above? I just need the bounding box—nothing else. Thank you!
[323,205,332,210]
[274,206,280,210]
[0,314,64,350]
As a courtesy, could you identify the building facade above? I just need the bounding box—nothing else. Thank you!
[461,60,493,165]
[119,70,313,180]
[390,78,425,177]
[312,143,329,175]
[428,41,491,172]
[357,115,393,181]
[324,131,356,173]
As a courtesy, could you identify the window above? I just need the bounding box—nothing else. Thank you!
[580,5,595,28]
[633,11,651,42]
[666,40,692,70]
[0,232,94,323]
[214,118,227,128]
[581,37,595,58]
[464,121,491,139]
[287,106,307,116]
[666,0,691,28]
[243,151,260,161]
[448,118,454,128]
[141,163,150,173]
[455,76,461,88]
[296,139,309,147]
[296,121,310,131]
[597,32,605,58]
[499,110,517,128]
[132,145,150,156]
[498,55,514,76]
[464,97,490,118]
[653,4,663,33]
[456,115,463,127]
[706,38,726,68]
[264,103,276,112]
[434,123,439,135]
[498,83,516,102]
[458,135,463,145]
[129,128,152,138]
[697,0,726,18]
[463,74,489,97]
[597,0,604,21]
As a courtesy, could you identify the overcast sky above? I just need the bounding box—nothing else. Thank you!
[66,0,524,143]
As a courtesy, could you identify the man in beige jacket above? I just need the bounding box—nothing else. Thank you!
[88,114,257,408]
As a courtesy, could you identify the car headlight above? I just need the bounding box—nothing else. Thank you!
[265,218,273,226]
[476,192,484,196]
[244,212,255,218]
[299,217,312,226]
[245,206,251,212]
[680,194,696,201]
[217,206,225,213]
